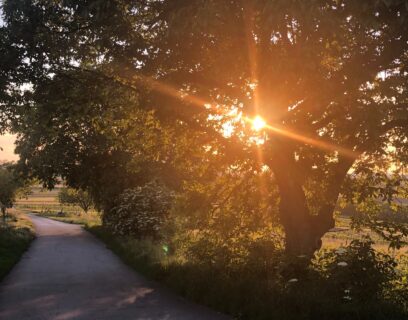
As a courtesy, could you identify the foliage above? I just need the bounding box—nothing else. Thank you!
[104,181,174,239]
[171,161,283,268]
[342,167,408,249]
[58,187,93,214]
[314,237,399,303]
[1,0,407,255]
[89,225,408,320]
[35,209,101,226]
[0,211,35,281]
[0,163,31,220]
[1,1,407,316]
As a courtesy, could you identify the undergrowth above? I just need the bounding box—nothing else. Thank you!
[0,211,35,281]
[87,225,408,320]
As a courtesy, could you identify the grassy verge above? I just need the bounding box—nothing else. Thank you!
[87,225,408,320]
[25,209,101,226]
[86,225,163,278]
[0,209,35,281]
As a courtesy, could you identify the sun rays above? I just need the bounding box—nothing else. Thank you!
[251,116,266,132]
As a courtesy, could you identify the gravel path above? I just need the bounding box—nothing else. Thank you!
[0,214,230,320]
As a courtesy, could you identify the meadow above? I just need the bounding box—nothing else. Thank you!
[15,186,101,226]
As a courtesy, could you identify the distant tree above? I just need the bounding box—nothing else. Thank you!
[0,163,31,221]
[58,187,93,214]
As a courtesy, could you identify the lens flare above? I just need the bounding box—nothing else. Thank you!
[252,116,266,131]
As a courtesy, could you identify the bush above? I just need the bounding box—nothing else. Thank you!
[314,237,398,304]
[89,226,408,320]
[103,181,174,238]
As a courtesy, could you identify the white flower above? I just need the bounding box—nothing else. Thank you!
[336,248,346,255]
[288,278,298,283]
[337,261,348,267]
[343,295,352,301]
[344,289,351,294]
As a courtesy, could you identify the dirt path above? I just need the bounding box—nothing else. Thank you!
[0,214,230,320]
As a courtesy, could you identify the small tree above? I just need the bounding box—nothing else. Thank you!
[0,163,30,222]
[58,187,93,214]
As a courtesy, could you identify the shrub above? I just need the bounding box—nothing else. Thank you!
[104,180,174,238]
[313,237,402,305]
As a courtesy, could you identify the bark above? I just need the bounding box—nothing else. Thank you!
[276,176,333,256]
[1,206,6,222]
[268,144,355,257]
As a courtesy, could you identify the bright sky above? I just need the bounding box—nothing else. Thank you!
[0,134,18,162]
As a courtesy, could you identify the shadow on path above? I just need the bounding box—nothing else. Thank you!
[0,215,230,320]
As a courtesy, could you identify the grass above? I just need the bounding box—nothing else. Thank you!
[0,209,35,281]
[86,225,408,320]
[15,185,99,215]
[31,210,101,226]
[15,185,101,226]
[15,187,408,319]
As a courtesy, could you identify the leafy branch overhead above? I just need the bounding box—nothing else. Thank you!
[0,0,407,256]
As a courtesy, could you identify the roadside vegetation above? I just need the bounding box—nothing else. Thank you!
[0,209,35,281]
[87,225,408,320]
[22,186,406,319]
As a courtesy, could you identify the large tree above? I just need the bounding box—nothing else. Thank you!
[1,0,408,255]
[150,0,408,255]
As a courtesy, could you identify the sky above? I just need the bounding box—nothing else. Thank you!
[0,133,18,162]
[0,9,17,163]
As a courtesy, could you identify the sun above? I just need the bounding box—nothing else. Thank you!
[252,116,266,131]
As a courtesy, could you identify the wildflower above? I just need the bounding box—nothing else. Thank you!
[288,278,298,283]
[335,248,346,255]
[344,289,350,294]
[337,261,348,267]
[343,295,352,301]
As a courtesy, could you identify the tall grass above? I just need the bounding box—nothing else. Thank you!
[0,210,35,281]
[87,225,408,320]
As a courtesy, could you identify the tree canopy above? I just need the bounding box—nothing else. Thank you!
[0,0,407,255]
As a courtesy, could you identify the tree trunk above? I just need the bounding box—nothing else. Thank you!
[266,144,353,257]
[268,146,355,257]
[1,206,6,223]
[277,178,335,256]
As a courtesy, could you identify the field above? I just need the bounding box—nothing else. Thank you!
[15,186,101,226]
[14,186,407,256]
[322,216,408,257]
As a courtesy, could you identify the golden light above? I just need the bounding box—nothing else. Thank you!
[252,116,266,131]
[112,70,358,159]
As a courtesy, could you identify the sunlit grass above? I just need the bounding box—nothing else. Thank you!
[15,186,101,226]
